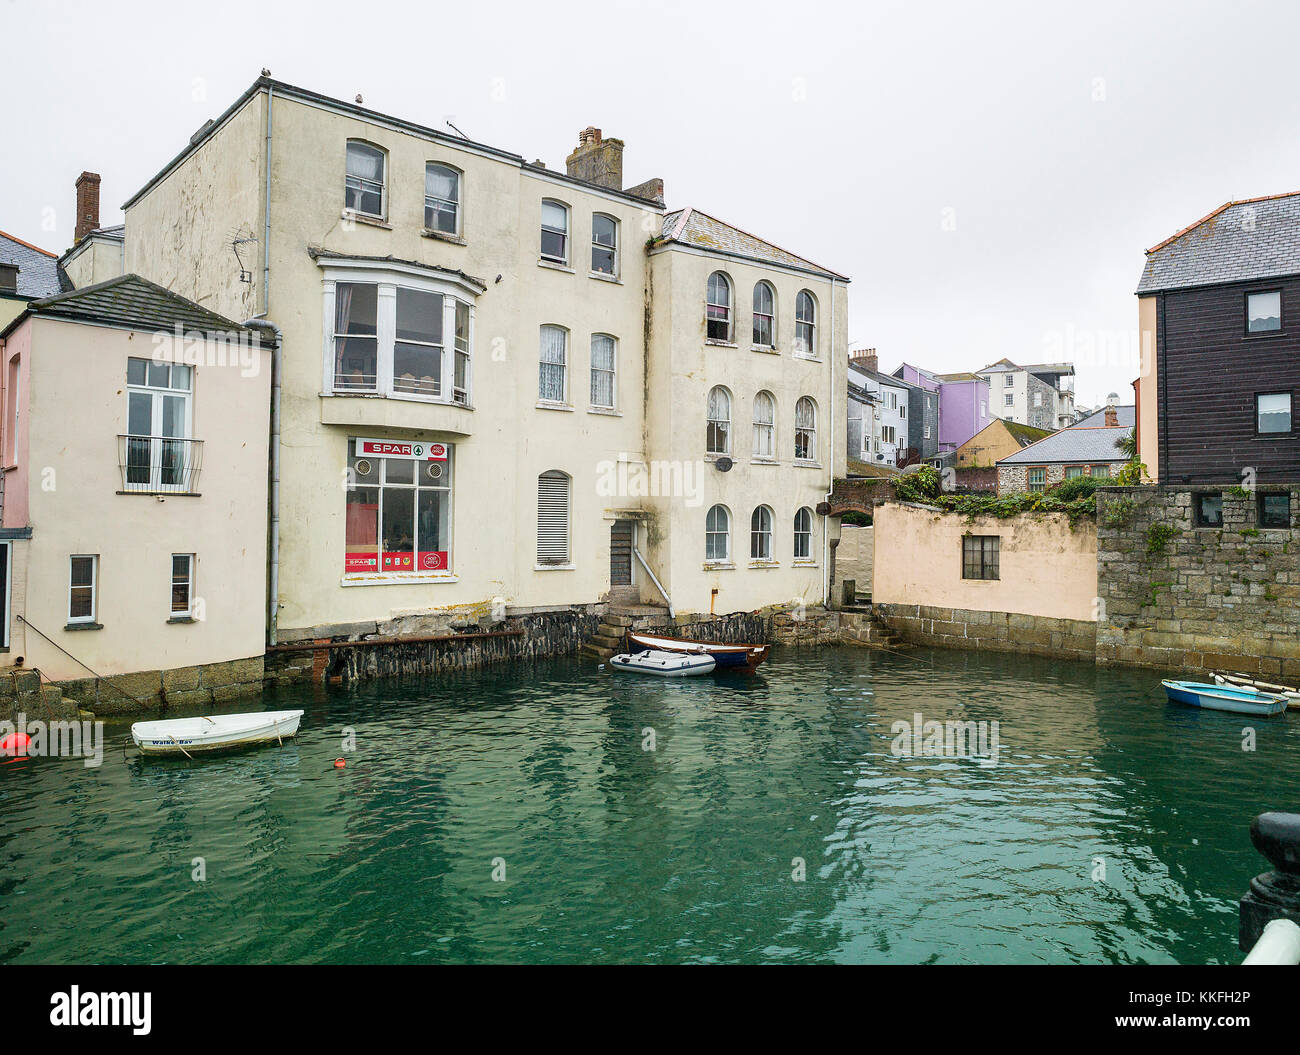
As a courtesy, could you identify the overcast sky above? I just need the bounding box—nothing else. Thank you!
[7,0,1300,407]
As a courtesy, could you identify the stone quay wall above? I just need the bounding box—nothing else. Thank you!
[1096,485,1300,677]
[873,603,1097,662]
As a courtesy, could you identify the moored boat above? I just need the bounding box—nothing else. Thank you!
[610,649,716,677]
[1214,672,1300,710]
[131,710,305,756]
[626,631,769,670]
[1161,680,1288,717]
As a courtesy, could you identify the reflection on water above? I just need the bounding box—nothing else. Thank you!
[1,645,1295,964]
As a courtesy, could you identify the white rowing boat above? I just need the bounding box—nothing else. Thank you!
[131,710,304,756]
[610,649,716,677]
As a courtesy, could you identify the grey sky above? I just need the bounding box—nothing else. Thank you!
[7,0,1300,408]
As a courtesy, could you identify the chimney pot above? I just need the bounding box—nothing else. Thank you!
[74,171,102,243]
[565,130,623,191]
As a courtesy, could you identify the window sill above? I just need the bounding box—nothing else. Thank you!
[535,562,575,571]
[793,460,823,469]
[65,622,103,631]
[589,271,621,284]
[322,390,474,410]
[748,560,780,570]
[167,615,197,624]
[792,560,818,568]
[538,259,575,274]
[588,406,622,416]
[705,339,738,349]
[116,490,202,497]
[751,457,779,466]
[421,228,466,246]
[793,354,823,363]
[536,400,574,412]
[341,573,459,587]
[702,561,735,571]
[342,210,391,230]
[750,345,779,354]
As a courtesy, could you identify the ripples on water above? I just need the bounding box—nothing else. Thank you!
[1,645,1296,964]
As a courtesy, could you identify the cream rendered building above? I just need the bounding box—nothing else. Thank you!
[120,77,847,644]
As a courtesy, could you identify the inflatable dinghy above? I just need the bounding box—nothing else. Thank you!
[610,649,716,677]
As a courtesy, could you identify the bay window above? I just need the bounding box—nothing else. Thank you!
[345,439,453,576]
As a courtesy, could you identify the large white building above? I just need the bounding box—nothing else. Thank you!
[977,358,1075,430]
[108,76,847,649]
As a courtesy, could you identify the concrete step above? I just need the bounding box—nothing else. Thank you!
[588,632,624,650]
[607,604,669,618]
[581,643,618,660]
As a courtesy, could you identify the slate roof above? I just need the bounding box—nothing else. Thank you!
[1074,404,1136,429]
[998,422,1130,465]
[848,365,912,392]
[1137,192,1300,294]
[660,208,848,280]
[0,230,65,298]
[6,273,256,340]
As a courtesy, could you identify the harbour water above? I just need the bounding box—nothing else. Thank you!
[2,645,1296,964]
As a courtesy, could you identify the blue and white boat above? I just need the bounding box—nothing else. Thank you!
[1162,680,1288,717]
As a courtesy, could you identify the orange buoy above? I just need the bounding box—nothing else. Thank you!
[0,732,31,757]
[333,757,346,768]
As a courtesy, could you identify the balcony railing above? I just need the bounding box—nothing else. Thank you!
[117,435,204,494]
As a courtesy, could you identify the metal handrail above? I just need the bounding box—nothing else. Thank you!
[633,547,673,618]
[116,435,203,494]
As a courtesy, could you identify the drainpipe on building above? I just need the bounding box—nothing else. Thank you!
[244,318,282,647]
[823,279,838,609]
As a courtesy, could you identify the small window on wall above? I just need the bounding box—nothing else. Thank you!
[1194,493,1223,528]
[591,214,618,275]
[706,272,733,342]
[1004,393,1014,407]
[1027,467,1046,492]
[170,554,194,618]
[537,470,571,565]
[68,555,98,625]
[345,141,386,217]
[750,506,773,560]
[1247,291,1282,334]
[794,291,816,356]
[1259,492,1291,529]
[590,335,616,409]
[540,200,569,263]
[1257,392,1292,434]
[752,282,775,347]
[706,386,732,455]
[705,504,730,562]
[345,440,453,575]
[1064,466,1085,480]
[539,325,568,403]
[1004,375,1014,387]
[424,164,461,235]
[962,535,999,580]
[794,507,813,560]
[1092,465,1110,479]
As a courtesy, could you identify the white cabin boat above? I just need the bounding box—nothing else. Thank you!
[131,710,304,756]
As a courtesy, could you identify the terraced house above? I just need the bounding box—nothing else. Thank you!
[111,76,846,655]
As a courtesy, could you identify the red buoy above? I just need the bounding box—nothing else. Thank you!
[0,732,31,757]
[333,757,346,769]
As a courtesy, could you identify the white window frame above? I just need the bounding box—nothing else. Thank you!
[541,199,570,265]
[424,162,462,236]
[794,290,817,358]
[752,281,776,348]
[750,505,774,561]
[320,264,479,408]
[705,504,731,563]
[795,396,817,461]
[125,358,194,492]
[68,554,98,626]
[537,470,572,567]
[706,271,733,343]
[707,386,732,455]
[539,325,569,405]
[591,213,618,277]
[344,140,387,220]
[170,553,195,618]
[1005,392,1014,407]
[589,334,617,410]
[752,390,776,458]
[794,507,813,560]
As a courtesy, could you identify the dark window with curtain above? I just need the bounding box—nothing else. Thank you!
[962,535,999,580]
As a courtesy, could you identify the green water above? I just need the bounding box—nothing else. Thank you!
[2,645,1296,964]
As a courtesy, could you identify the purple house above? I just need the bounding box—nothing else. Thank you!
[892,363,992,455]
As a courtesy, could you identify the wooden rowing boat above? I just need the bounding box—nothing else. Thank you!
[131,710,305,756]
[1162,680,1288,717]
[1214,672,1300,710]
[626,631,769,670]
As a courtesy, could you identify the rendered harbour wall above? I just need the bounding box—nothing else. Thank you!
[871,603,1097,661]
[1095,485,1300,677]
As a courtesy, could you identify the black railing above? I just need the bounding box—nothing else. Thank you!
[117,435,204,494]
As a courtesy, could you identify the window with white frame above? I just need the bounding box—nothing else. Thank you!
[882,425,896,444]
[125,357,194,492]
[68,555,98,625]
[590,334,616,409]
[706,272,733,342]
[707,386,732,454]
[753,391,775,458]
[345,440,453,575]
[541,200,569,263]
[1004,374,1014,387]
[750,506,774,560]
[705,504,730,562]
[794,290,816,356]
[1005,392,1014,406]
[794,507,813,560]
[345,141,386,217]
[753,282,775,347]
[170,554,194,617]
[424,163,460,235]
[539,325,568,403]
[328,278,475,404]
[795,396,817,460]
[591,214,617,275]
[537,470,571,565]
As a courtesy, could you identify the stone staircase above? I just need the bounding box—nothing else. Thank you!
[0,667,84,724]
[838,606,908,649]
[581,601,674,660]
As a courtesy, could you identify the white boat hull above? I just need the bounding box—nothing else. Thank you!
[131,710,304,756]
[610,650,716,677]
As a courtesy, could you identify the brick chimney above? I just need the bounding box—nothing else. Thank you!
[75,171,101,243]
[1104,401,1118,427]
[565,128,624,191]
[849,347,879,374]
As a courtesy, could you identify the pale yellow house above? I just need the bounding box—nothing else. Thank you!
[119,76,848,646]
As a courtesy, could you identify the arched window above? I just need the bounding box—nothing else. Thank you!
[590,334,616,409]
[705,504,731,562]
[540,199,570,263]
[795,396,817,460]
[537,470,571,564]
[795,290,817,356]
[592,214,618,275]
[794,507,814,560]
[752,281,776,347]
[425,163,461,234]
[752,391,775,458]
[707,386,732,455]
[750,506,774,560]
[345,141,386,217]
[539,325,568,403]
[706,272,733,342]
